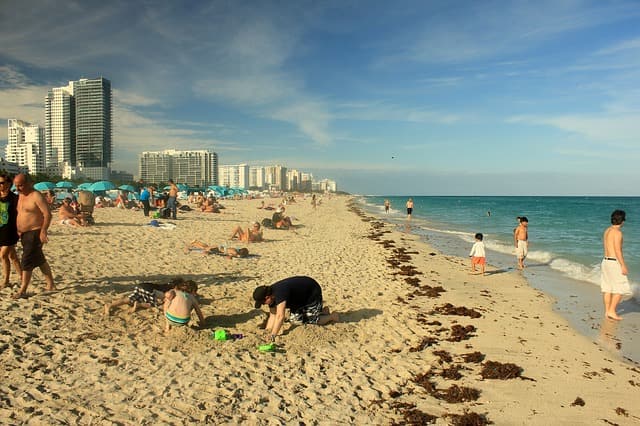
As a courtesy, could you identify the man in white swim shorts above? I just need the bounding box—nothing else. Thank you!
[514,216,528,269]
[601,210,631,321]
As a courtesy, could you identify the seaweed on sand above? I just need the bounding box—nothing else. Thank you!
[480,361,523,379]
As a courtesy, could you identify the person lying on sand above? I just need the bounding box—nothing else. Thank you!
[184,240,250,259]
[230,222,263,242]
[104,278,181,316]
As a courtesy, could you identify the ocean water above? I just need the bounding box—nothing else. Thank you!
[357,196,640,363]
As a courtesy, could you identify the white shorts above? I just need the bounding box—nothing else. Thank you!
[600,259,632,296]
[516,240,528,259]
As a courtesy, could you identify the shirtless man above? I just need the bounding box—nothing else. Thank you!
[406,198,414,220]
[514,216,528,270]
[167,179,178,220]
[58,198,83,227]
[12,174,55,298]
[601,210,631,321]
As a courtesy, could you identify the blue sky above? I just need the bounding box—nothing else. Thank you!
[1,0,639,195]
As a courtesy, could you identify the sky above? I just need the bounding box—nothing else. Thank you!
[1,0,639,196]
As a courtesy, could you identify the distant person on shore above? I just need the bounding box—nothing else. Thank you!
[514,216,528,270]
[601,210,632,321]
[0,173,21,290]
[12,173,55,299]
[469,233,486,275]
[406,198,414,220]
[384,199,390,214]
[164,279,205,333]
[252,276,339,343]
[167,179,178,220]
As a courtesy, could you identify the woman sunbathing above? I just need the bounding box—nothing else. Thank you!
[230,222,263,242]
[185,240,250,258]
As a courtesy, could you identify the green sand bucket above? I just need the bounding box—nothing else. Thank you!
[213,330,229,341]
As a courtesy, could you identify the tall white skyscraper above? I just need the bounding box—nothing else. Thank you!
[249,166,265,189]
[44,82,74,173]
[44,77,112,180]
[6,119,45,174]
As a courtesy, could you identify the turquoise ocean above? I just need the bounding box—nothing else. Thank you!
[356,196,639,363]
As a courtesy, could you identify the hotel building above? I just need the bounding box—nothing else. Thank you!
[139,149,218,187]
[5,119,46,174]
[219,164,249,189]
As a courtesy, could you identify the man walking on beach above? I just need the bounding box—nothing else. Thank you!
[12,174,55,299]
[514,216,528,269]
[601,210,631,321]
[167,179,178,220]
[406,198,413,220]
[253,276,339,343]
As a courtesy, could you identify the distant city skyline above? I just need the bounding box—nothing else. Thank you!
[1,1,639,195]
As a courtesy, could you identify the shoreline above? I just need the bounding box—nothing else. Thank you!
[355,196,640,364]
[0,195,638,424]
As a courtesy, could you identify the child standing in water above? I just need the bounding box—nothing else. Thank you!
[469,233,486,275]
[164,279,205,332]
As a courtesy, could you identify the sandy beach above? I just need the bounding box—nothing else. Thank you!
[0,195,639,425]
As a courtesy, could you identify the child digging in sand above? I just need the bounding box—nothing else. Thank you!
[469,233,486,275]
[163,279,205,333]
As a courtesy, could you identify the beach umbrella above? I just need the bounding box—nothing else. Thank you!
[118,184,136,192]
[90,181,116,192]
[77,182,93,190]
[34,181,56,191]
[55,181,75,189]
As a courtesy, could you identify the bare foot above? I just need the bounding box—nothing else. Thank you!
[11,292,28,300]
[44,285,57,292]
[606,313,623,321]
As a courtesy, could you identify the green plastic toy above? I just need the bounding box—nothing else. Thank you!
[213,330,229,341]
[258,343,276,352]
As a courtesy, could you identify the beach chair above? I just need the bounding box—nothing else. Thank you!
[77,190,96,225]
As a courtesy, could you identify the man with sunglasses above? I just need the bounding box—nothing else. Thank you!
[11,173,55,299]
[0,173,21,290]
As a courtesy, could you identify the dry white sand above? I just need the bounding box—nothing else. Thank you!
[0,195,638,424]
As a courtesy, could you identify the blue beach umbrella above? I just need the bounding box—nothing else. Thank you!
[118,184,136,192]
[77,182,93,190]
[56,181,75,189]
[34,181,56,191]
[90,181,116,192]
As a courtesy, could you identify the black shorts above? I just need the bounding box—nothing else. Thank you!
[21,229,46,271]
[407,208,413,215]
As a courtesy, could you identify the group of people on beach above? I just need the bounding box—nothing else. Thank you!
[104,274,339,340]
[387,197,632,321]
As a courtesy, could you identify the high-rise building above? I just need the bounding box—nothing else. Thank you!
[44,77,112,180]
[249,166,265,189]
[264,165,287,191]
[219,164,249,189]
[6,119,46,174]
[74,77,112,180]
[139,149,218,187]
[44,82,74,172]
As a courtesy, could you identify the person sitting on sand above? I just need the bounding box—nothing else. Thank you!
[104,279,179,316]
[163,279,205,332]
[272,207,293,229]
[58,197,84,227]
[253,275,339,343]
[185,240,250,258]
[230,222,263,242]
